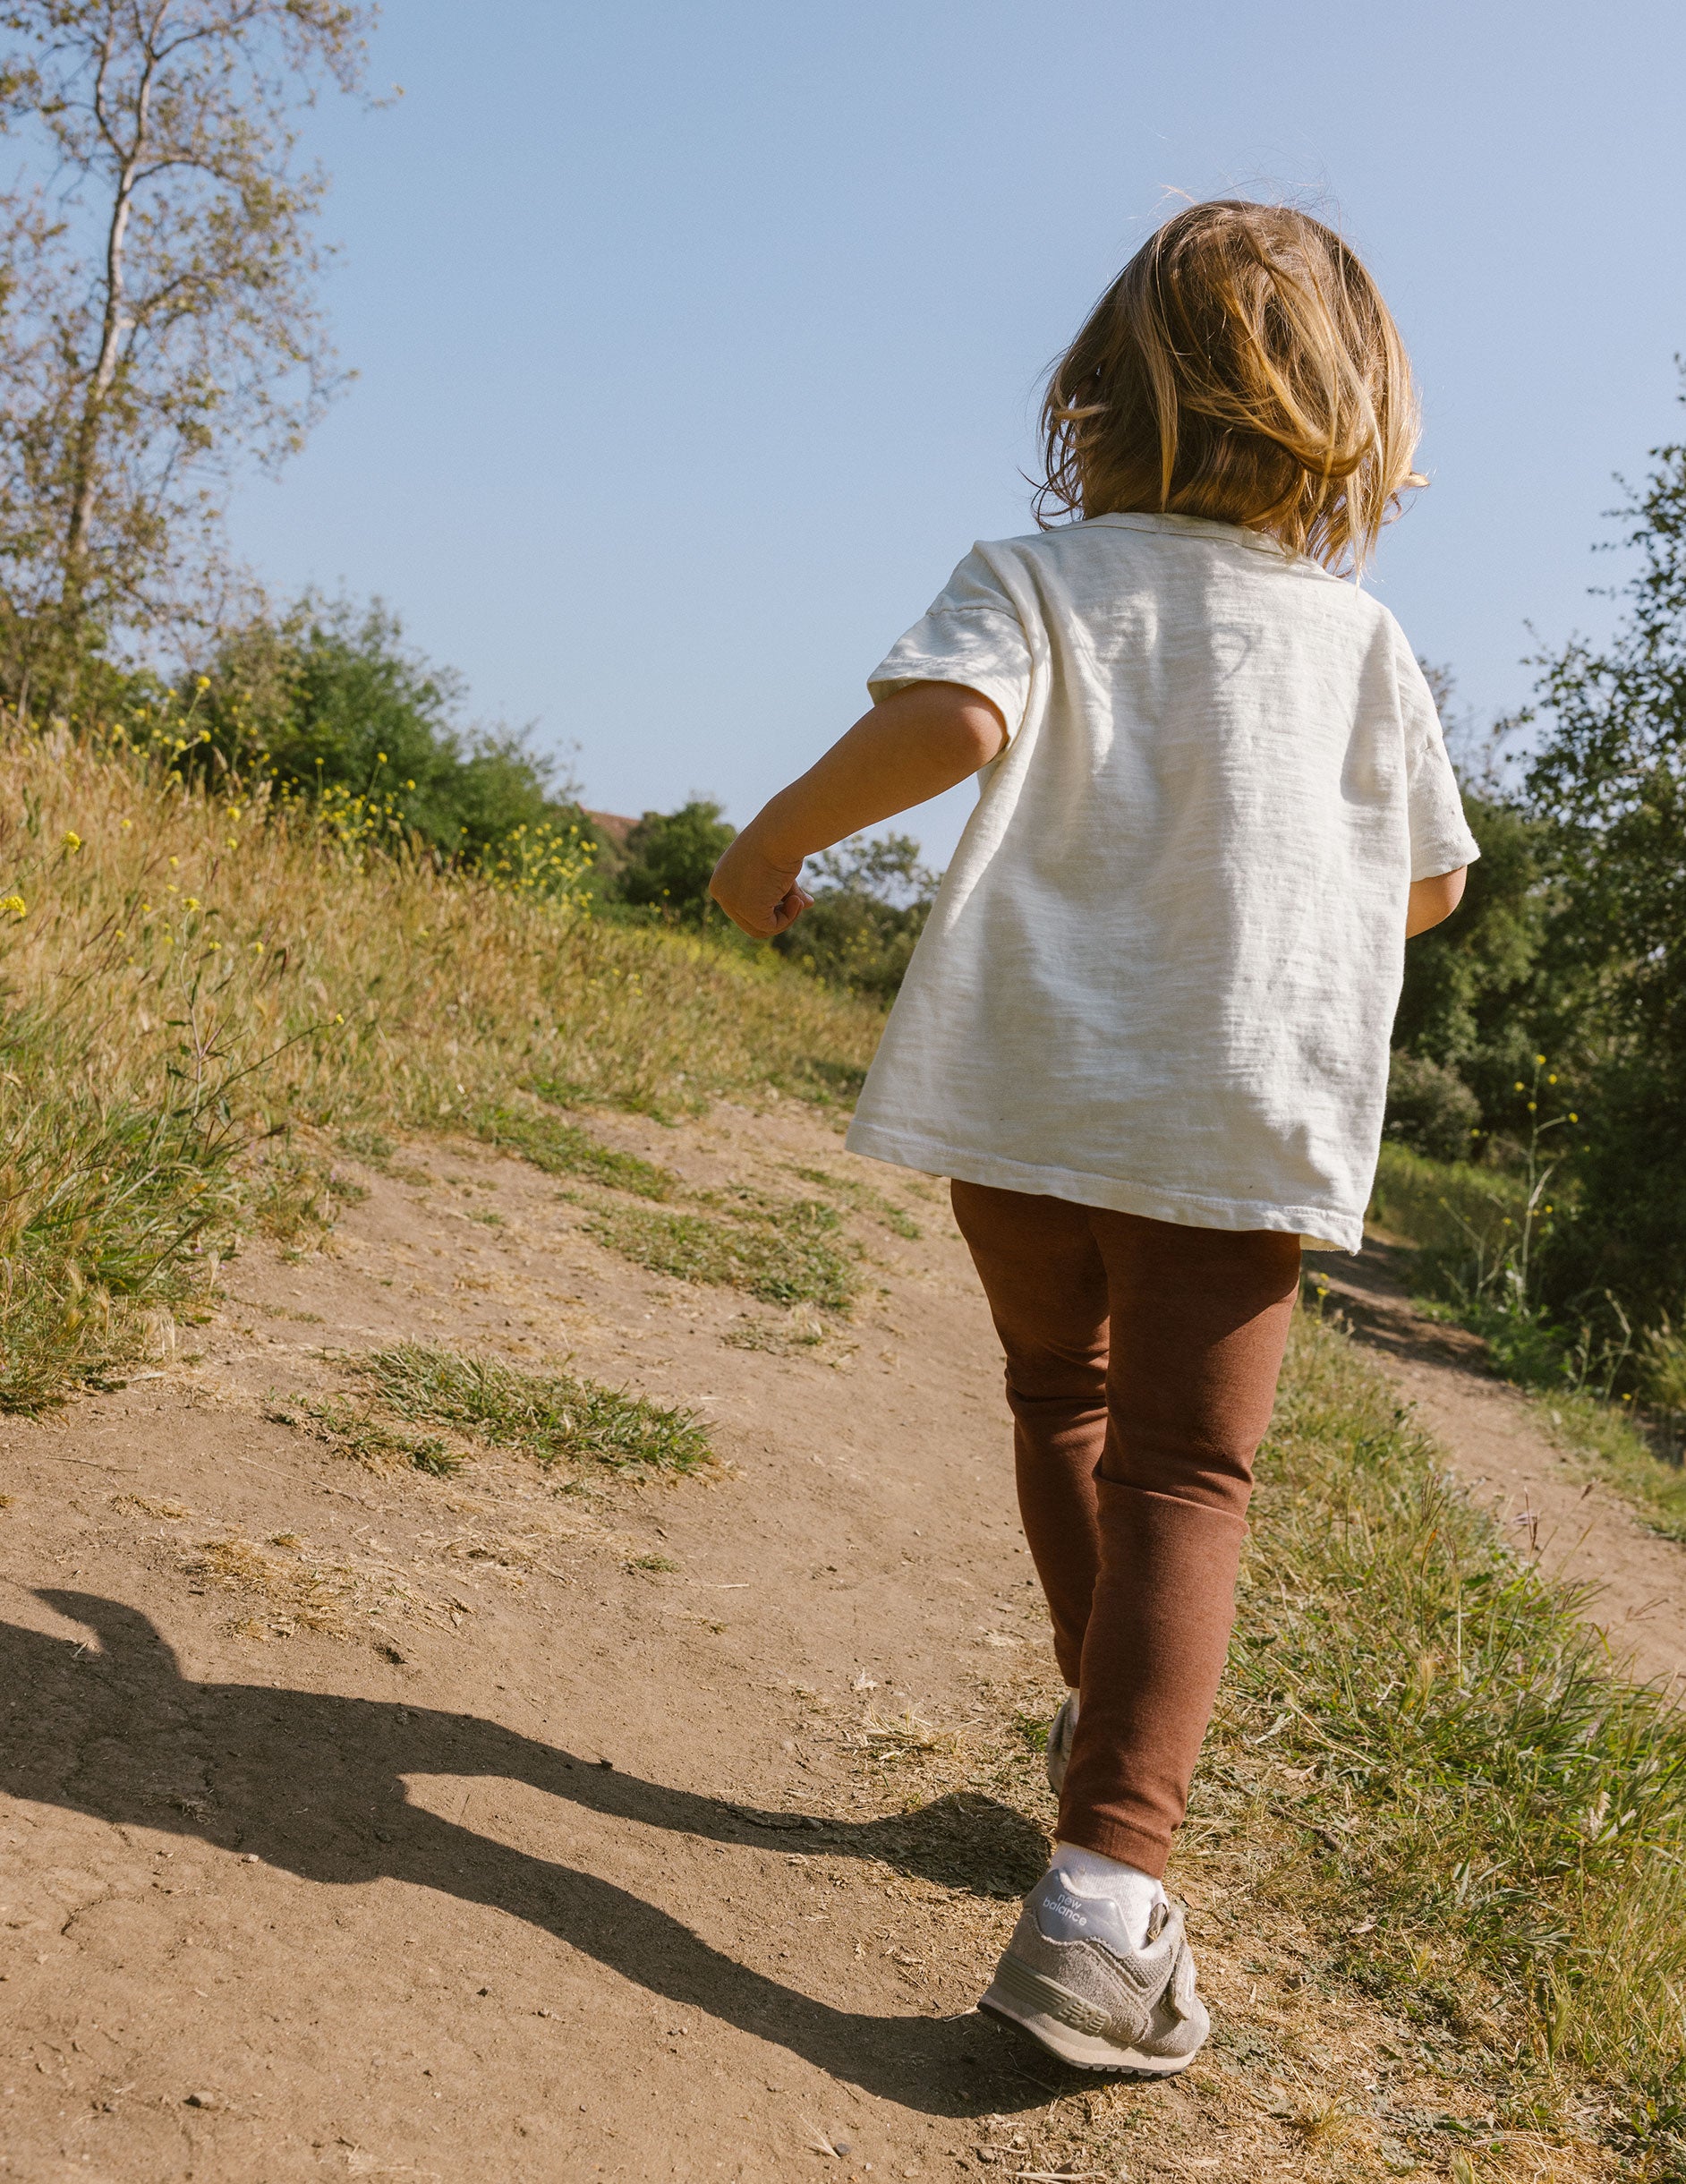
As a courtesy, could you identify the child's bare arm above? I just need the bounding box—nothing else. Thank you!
[1406,866,1468,937]
[709,681,1009,938]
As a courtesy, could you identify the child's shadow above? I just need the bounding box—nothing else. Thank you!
[6,1591,1052,2116]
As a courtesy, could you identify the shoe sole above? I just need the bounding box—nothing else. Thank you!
[978,1958,1201,2077]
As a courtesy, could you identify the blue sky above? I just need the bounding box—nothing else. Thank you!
[228,0,1686,863]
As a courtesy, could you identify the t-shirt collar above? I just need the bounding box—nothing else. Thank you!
[1085,511,1298,559]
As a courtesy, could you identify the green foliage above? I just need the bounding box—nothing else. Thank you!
[1536,1062,1686,1340]
[1517,397,1686,1343]
[1382,1047,1480,1162]
[172,598,593,867]
[1369,1140,1528,1261]
[611,798,737,924]
[1391,789,1557,1129]
[359,1343,713,1476]
[773,832,936,1001]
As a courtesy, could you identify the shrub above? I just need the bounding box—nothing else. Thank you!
[773,832,936,1001]
[1382,1046,1481,1162]
[612,798,737,924]
[124,597,603,870]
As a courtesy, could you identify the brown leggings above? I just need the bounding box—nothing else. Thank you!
[950,1182,1300,1879]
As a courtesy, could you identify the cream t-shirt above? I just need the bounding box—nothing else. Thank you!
[843,512,1480,1253]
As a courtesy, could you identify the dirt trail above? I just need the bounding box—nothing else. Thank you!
[1308,1241,1686,1692]
[0,1107,1633,2182]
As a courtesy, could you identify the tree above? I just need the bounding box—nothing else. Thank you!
[1524,395,1686,1066]
[614,798,737,924]
[0,0,375,714]
[1392,788,1556,1130]
[1520,385,1686,1332]
[773,832,938,1000]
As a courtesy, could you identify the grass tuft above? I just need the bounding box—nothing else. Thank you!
[267,1394,464,1477]
[474,1103,678,1200]
[788,1163,921,1239]
[357,1344,713,1475]
[588,1194,856,1310]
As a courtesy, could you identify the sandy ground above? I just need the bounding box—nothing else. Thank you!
[0,1104,1650,2181]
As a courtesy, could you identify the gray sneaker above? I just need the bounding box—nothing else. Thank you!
[1045,1692,1077,1797]
[979,1869,1209,2074]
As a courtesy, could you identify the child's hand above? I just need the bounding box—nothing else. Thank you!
[707,681,1005,942]
[709,832,814,937]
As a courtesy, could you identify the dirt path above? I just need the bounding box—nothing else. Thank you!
[1307,1241,1686,1692]
[0,1109,1627,2182]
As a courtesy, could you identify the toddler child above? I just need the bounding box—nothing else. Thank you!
[710,199,1476,2074]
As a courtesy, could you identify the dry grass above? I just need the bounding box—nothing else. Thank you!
[0,727,881,1405]
[186,1533,352,1635]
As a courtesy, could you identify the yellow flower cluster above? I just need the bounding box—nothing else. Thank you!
[483,819,597,909]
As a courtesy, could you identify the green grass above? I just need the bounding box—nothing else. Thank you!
[1369,1139,1528,1259]
[266,1392,464,1477]
[0,1003,244,1411]
[356,1343,713,1475]
[587,1193,858,1310]
[473,1102,679,1199]
[787,1162,922,1240]
[1216,1307,1686,2163]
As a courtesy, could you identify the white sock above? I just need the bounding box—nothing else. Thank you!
[1050,1842,1165,1951]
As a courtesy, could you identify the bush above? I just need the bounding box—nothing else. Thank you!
[124,597,600,868]
[612,798,736,924]
[1391,789,1559,1128]
[773,833,936,1001]
[1382,1046,1481,1162]
[1536,1061,1686,1343]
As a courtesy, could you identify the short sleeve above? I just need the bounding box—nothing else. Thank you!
[867,545,1033,743]
[1397,641,1481,882]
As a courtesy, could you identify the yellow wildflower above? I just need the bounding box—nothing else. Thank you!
[2,894,25,918]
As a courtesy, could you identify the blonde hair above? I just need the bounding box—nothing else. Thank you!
[1036,200,1422,574]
